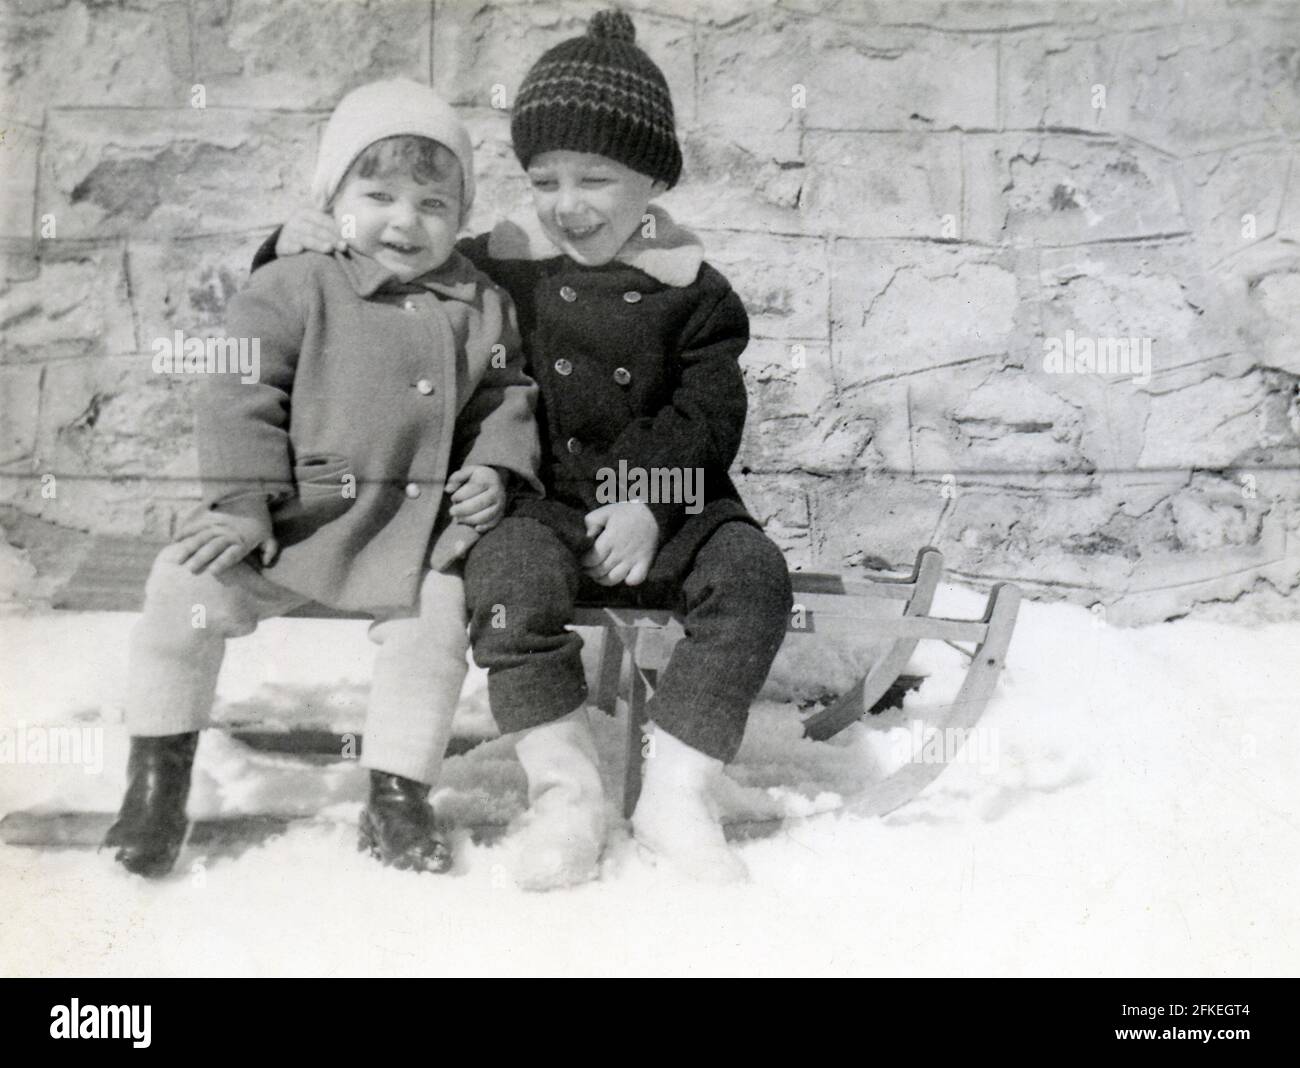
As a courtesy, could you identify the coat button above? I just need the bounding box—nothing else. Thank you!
[559,285,577,303]
[404,482,421,498]
[613,367,632,386]
[403,299,417,312]
[622,291,642,303]
[416,378,435,395]
[566,437,582,455]
[554,358,573,376]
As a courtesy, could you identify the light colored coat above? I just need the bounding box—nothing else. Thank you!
[200,248,541,613]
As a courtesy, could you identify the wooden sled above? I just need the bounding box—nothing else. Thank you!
[1,537,1020,851]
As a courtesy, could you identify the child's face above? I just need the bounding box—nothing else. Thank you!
[331,168,461,282]
[526,151,666,266]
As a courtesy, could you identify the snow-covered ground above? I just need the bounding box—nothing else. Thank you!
[1,584,1297,977]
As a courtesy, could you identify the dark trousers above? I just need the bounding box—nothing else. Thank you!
[464,516,793,763]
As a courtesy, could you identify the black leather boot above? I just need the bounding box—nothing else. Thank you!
[358,771,453,874]
[103,732,199,878]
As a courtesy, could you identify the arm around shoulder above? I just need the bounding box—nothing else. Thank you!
[453,281,543,495]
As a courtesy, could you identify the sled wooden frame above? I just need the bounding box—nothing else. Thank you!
[587,548,1021,818]
[36,536,1020,822]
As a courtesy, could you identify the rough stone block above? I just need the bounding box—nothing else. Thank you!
[1169,475,1267,552]
[697,13,807,140]
[1183,143,1292,268]
[0,363,41,467]
[704,230,829,339]
[127,235,264,346]
[41,109,320,240]
[830,240,1020,385]
[700,15,997,135]
[801,132,962,240]
[780,0,1185,32]
[963,133,1185,246]
[738,338,880,474]
[1279,148,1300,246]
[37,356,199,485]
[937,479,1142,590]
[1117,22,1300,150]
[811,473,947,571]
[0,247,136,363]
[856,359,1113,486]
[660,129,806,234]
[949,367,1092,474]
[0,0,190,124]
[1138,370,1278,469]
[798,22,998,131]
[1029,364,1152,473]
[1036,243,1229,392]
[0,120,38,245]
[1250,268,1300,377]
[1000,30,1132,133]
[23,475,197,541]
[190,0,430,110]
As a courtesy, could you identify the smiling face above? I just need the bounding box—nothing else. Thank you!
[330,138,463,281]
[526,150,666,266]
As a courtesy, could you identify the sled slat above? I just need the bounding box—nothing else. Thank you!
[226,729,487,760]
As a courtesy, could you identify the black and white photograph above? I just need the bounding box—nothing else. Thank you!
[0,0,1297,985]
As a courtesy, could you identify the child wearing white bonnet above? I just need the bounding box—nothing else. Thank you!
[104,79,541,879]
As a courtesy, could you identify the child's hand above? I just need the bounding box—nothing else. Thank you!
[446,465,506,532]
[173,502,278,576]
[276,207,346,257]
[581,503,658,587]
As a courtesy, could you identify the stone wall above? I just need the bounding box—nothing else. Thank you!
[2,0,1298,622]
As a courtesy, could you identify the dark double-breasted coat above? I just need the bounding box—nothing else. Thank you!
[456,206,761,584]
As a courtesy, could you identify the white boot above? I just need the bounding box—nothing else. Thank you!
[631,725,748,884]
[509,708,607,891]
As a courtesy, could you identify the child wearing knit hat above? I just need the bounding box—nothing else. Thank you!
[105,79,541,880]
[265,11,793,888]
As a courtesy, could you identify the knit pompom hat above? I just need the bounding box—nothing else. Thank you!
[510,9,683,189]
[311,79,475,221]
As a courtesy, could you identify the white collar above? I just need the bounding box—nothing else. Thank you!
[485,204,704,288]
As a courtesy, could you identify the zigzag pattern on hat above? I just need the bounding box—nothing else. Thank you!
[510,9,683,188]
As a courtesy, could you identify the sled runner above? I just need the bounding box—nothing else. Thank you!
[2,537,1019,849]
[588,547,1021,817]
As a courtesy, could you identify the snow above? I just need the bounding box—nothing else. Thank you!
[1,585,1297,977]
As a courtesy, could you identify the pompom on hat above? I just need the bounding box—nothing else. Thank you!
[510,9,683,189]
[311,79,475,220]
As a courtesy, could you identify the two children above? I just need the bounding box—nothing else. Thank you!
[105,81,540,877]
[111,8,793,886]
